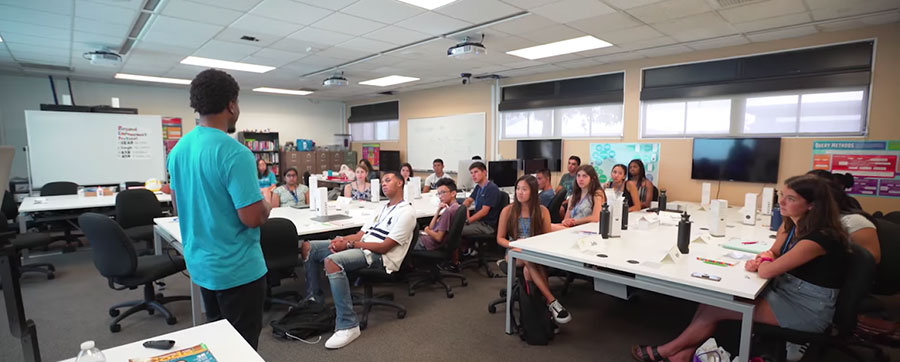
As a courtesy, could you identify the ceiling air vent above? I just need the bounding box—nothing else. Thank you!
[714,0,763,8]
[19,62,73,72]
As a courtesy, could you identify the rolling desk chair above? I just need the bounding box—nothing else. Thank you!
[115,189,163,254]
[260,218,302,310]
[407,206,468,298]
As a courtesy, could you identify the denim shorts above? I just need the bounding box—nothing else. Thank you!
[762,273,839,333]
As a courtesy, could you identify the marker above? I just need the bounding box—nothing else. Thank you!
[741,241,758,245]
[696,257,734,267]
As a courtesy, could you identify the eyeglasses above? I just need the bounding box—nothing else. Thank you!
[436,190,450,196]
[285,174,297,178]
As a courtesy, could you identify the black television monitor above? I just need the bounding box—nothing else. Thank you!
[379,150,401,172]
[488,160,518,188]
[523,159,548,174]
[691,138,781,183]
[517,139,562,171]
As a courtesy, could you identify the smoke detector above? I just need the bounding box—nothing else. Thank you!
[323,72,348,87]
[447,35,486,59]
[82,50,123,67]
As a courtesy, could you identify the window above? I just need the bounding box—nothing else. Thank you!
[501,104,623,139]
[502,109,552,138]
[349,120,399,141]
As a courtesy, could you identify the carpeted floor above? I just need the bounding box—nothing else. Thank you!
[2,247,898,362]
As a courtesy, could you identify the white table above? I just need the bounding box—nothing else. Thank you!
[18,193,172,233]
[58,319,263,362]
[508,202,776,362]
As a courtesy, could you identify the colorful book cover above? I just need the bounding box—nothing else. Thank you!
[129,343,217,362]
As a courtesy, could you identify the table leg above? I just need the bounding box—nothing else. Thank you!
[153,229,163,256]
[505,253,515,335]
[18,213,26,234]
[739,305,754,362]
[191,281,203,326]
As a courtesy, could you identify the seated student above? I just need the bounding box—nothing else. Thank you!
[554,155,580,198]
[300,171,415,349]
[497,175,570,324]
[632,175,849,362]
[257,159,276,198]
[344,165,371,201]
[807,170,881,263]
[604,164,641,212]
[423,158,452,192]
[359,158,378,182]
[416,178,460,251]
[535,169,555,208]
[551,165,605,231]
[627,159,654,209]
[271,168,309,208]
[400,163,414,181]
[461,161,502,243]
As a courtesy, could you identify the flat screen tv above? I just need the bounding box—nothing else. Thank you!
[691,138,781,183]
[517,139,562,171]
[488,160,518,188]
[523,159,548,174]
[379,150,401,172]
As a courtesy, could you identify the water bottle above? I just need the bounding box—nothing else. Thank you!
[119,181,126,192]
[770,206,783,231]
[658,189,667,212]
[621,196,629,230]
[599,203,611,239]
[76,341,106,362]
[677,211,691,254]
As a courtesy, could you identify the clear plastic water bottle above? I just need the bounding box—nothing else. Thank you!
[76,341,106,362]
[119,181,127,192]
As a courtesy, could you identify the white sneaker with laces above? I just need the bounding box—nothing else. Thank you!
[325,326,361,349]
[785,341,808,362]
[548,299,572,324]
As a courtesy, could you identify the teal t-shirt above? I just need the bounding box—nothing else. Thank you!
[258,172,276,188]
[559,173,575,197]
[166,126,267,291]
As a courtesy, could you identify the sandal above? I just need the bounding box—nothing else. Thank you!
[631,345,670,362]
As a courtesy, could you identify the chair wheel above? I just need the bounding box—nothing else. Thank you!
[488,305,497,314]
[408,290,415,296]
[47,273,55,280]
[360,321,368,330]
[109,309,120,317]
[461,280,468,287]
[446,291,453,299]
[110,324,121,333]
[156,293,164,299]
[499,290,507,298]
[148,309,155,315]
[48,265,56,272]
[166,317,177,325]
[397,310,406,319]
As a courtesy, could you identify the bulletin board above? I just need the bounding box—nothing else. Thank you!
[589,143,661,184]
[811,140,900,198]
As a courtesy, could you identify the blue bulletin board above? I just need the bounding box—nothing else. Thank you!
[589,143,661,184]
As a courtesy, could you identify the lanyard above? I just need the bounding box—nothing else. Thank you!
[287,187,299,203]
[518,217,531,240]
[780,227,797,255]
[373,201,404,228]
[571,195,589,218]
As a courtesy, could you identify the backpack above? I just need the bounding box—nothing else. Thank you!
[270,301,336,344]
[509,273,555,345]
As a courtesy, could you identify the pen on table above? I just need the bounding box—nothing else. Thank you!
[696,257,734,267]
[741,241,758,245]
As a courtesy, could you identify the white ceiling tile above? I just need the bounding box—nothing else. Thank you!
[125,48,187,64]
[194,40,261,61]
[290,53,344,67]
[214,27,282,47]
[859,11,900,25]
[486,35,538,52]
[600,25,664,44]
[568,12,644,37]
[315,46,369,60]
[293,0,357,11]
[251,0,333,25]
[269,37,326,53]
[686,34,750,50]
[732,12,812,33]
[531,0,616,23]
[518,24,585,44]
[717,0,808,24]
[635,44,692,57]
[75,1,137,24]
[576,44,625,57]
[0,33,70,49]
[553,57,602,69]
[435,0,522,24]
[133,41,196,56]
[0,5,71,29]
[498,0,563,9]
[810,0,900,21]
[746,25,818,42]
[289,27,355,46]
[337,37,396,53]
[626,0,712,23]
[17,54,70,64]
[162,0,245,26]
[604,0,665,10]
[6,43,70,59]
[363,25,432,45]
[281,61,324,74]
[230,14,304,37]
[142,16,224,48]
[618,36,676,50]
[341,0,425,24]
[652,12,737,42]
[803,0,860,10]
[489,14,557,34]
[0,0,72,15]
[74,17,130,37]
[165,64,208,78]
[311,12,386,36]
[0,20,69,40]
[239,54,295,67]
[73,31,125,48]
[82,0,143,11]
[250,47,309,61]
[395,12,473,36]
[187,0,263,12]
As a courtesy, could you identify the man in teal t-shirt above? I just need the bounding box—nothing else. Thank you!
[166,69,271,350]
[556,155,581,197]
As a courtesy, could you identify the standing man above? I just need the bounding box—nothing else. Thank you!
[423,158,452,192]
[460,162,501,255]
[536,169,555,208]
[167,69,270,350]
[555,156,581,198]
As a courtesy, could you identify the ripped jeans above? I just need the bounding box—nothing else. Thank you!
[304,240,383,330]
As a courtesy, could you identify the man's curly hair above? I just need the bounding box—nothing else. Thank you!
[190,69,239,115]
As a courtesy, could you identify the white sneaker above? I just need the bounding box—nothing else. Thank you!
[548,299,572,324]
[785,342,808,362]
[325,326,361,349]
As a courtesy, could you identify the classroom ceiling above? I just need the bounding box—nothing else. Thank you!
[0,0,898,101]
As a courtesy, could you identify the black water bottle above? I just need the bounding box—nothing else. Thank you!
[658,189,667,212]
[677,211,691,254]
[621,196,629,230]
[599,203,611,239]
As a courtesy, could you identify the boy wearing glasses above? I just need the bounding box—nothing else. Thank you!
[416,178,460,250]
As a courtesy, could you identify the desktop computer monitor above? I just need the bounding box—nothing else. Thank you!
[488,160,518,188]
[457,159,477,191]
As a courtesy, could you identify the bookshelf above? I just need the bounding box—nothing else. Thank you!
[238,131,280,180]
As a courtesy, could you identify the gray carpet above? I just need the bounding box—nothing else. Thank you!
[2,248,898,362]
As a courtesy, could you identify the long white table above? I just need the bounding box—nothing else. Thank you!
[58,319,263,362]
[508,202,776,362]
[17,193,172,233]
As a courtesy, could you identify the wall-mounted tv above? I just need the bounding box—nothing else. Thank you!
[691,138,781,183]
[517,139,562,171]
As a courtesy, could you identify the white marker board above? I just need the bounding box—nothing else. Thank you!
[25,110,165,188]
[406,112,485,171]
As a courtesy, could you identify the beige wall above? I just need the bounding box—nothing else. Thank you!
[353,23,900,213]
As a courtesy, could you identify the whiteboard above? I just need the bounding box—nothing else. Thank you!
[25,111,165,188]
[406,112,485,172]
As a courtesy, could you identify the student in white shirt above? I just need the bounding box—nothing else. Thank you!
[300,170,415,349]
[423,158,452,192]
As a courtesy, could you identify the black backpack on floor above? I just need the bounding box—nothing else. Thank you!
[509,273,555,345]
[271,301,336,344]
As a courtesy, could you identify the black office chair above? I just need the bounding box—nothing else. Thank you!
[872,219,900,296]
[0,211,56,279]
[121,182,145,192]
[78,213,190,333]
[353,224,419,330]
[38,181,82,249]
[460,191,510,278]
[260,218,301,310]
[651,185,659,202]
[883,211,900,225]
[548,191,567,224]
[40,182,78,196]
[115,189,162,254]
[407,206,468,298]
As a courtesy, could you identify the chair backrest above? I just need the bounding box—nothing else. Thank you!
[833,243,876,335]
[548,191,567,224]
[40,181,78,196]
[115,189,162,229]
[442,206,469,252]
[872,219,900,295]
[2,190,17,221]
[259,218,299,272]
[497,190,510,210]
[78,213,138,279]
[651,185,659,202]
[884,211,900,225]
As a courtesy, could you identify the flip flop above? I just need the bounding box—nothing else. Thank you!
[631,345,671,362]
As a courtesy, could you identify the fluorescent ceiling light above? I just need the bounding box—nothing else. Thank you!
[180,56,275,73]
[359,75,420,87]
[114,73,191,85]
[396,0,457,10]
[507,36,612,60]
[0,34,3,42]
[253,87,313,96]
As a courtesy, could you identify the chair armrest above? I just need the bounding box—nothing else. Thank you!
[0,230,16,242]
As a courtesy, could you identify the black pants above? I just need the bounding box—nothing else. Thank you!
[200,276,267,350]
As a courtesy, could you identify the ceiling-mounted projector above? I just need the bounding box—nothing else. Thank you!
[448,35,486,59]
[82,50,122,67]
[323,72,348,87]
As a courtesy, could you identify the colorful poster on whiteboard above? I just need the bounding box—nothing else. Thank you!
[589,143,660,184]
[811,140,900,198]
[362,143,380,167]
